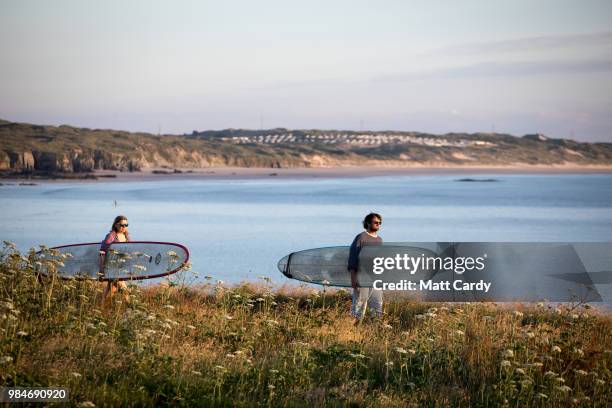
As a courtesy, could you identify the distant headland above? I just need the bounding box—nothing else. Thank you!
[1,118,611,179]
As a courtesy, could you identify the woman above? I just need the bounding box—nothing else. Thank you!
[100,215,131,301]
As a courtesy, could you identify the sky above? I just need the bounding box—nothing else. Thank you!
[1,0,611,141]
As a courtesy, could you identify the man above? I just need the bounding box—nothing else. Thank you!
[348,212,383,322]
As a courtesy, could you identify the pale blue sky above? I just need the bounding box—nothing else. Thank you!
[1,0,611,141]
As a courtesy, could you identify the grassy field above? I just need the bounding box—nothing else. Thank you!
[1,243,610,407]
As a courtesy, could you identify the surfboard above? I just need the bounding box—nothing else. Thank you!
[34,241,190,281]
[277,242,607,302]
[277,243,449,287]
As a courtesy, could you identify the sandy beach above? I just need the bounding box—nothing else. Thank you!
[96,164,612,181]
[2,163,612,184]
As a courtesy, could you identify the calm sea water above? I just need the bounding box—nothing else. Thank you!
[1,173,611,285]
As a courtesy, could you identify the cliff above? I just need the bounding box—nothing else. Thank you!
[1,120,612,175]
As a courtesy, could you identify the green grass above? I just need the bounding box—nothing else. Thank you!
[1,242,611,407]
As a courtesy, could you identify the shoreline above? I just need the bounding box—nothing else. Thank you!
[2,164,612,183]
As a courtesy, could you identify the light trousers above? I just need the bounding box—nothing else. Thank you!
[351,287,383,318]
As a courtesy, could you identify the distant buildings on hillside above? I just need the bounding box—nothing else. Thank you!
[221,133,496,147]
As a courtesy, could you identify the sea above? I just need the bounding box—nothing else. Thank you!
[1,173,611,286]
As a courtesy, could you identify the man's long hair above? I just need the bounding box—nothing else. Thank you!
[362,212,382,229]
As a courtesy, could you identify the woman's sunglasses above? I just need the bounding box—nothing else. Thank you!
[119,223,129,227]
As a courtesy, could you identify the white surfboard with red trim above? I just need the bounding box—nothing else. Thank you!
[34,241,190,281]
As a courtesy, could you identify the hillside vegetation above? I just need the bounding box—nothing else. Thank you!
[1,119,612,176]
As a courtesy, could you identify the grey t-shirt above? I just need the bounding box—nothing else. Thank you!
[348,231,383,271]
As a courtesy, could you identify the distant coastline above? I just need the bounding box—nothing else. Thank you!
[2,118,612,181]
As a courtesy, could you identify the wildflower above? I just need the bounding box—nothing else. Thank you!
[551,345,561,353]
[407,349,416,355]
[270,369,279,374]
[226,353,235,358]
[16,331,28,337]
[523,332,535,339]
[454,330,465,336]
[163,304,175,310]
[98,331,107,337]
[483,315,494,321]
[500,360,512,368]
[71,372,82,378]
[77,402,96,408]
[0,356,13,364]
[501,349,514,358]
[573,348,584,357]
[384,361,394,367]
[415,314,425,320]
[570,313,579,319]
[595,379,605,386]
[214,365,226,371]
[395,347,408,354]
[574,369,587,376]
[515,368,525,375]
[78,295,88,301]
[535,393,548,399]
[191,370,202,376]
[554,377,565,384]
[555,385,571,393]
[187,325,196,330]
[268,385,276,390]
[349,353,366,359]
[382,323,392,329]
[3,241,16,249]
[513,311,523,318]
[224,315,233,320]
[265,320,279,325]
[544,371,558,378]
